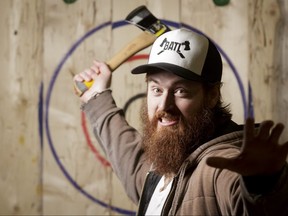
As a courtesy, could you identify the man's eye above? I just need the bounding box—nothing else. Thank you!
[175,88,188,96]
[152,88,161,94]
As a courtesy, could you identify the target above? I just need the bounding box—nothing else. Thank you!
[44,20,247,215]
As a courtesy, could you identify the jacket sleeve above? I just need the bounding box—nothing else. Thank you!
[82,90,149,203]
[239,163,288,216]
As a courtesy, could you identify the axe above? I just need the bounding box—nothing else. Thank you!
[74,5,171,96]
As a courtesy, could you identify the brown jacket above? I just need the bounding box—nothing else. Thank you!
[83,91,288,215]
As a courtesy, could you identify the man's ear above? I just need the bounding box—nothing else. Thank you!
[206,84,220,109]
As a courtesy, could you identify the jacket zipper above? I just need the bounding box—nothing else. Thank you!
[161,176,179,215]
[136,171,150,215]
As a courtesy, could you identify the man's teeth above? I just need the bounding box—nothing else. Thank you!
[160,118,175,123]
[159,118,177,125]
[161,118,170,123]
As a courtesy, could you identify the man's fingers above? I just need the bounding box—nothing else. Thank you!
[206,156,235,170]
[244,118,255,142]
[269,123,285,144]
[78,69,93,82]
[257,120,274,140]
[73,74,84,82]
[282,141,288,152]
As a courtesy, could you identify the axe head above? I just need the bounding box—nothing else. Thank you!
[125,5,171,36]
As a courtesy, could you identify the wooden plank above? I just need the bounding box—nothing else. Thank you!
[43,0,116,215]
[275,0,288,143]
[180,0,249,123]
[248,0,280,121]
[0,0,44,214]
[248,0,288,142]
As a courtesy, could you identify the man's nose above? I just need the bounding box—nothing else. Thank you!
[158,92,175,111]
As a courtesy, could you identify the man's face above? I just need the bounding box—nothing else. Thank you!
[141,70,215,176]
[147,70,205,127]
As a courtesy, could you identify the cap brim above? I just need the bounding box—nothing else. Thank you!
[131,62,203,82]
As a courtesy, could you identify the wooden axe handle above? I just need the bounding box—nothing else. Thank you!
[74,31,157,97]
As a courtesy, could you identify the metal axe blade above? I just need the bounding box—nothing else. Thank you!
[125,5,171,36]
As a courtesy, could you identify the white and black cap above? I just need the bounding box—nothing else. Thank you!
[131,28,222,83]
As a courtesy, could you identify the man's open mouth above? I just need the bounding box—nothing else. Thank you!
[158,117,179,126]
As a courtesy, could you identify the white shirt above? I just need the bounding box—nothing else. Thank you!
[145,176,173,215]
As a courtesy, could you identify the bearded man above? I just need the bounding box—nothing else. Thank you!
[74,29,288,215]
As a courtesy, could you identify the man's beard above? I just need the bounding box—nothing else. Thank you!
[141,104,215,176]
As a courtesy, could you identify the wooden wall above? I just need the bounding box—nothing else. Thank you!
[0,0,287,215]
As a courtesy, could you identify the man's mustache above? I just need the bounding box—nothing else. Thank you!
[155,111,180,120]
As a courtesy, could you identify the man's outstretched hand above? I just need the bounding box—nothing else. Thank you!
[206,118,288,176]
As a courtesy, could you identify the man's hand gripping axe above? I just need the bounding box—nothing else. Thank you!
[74,5,171,96]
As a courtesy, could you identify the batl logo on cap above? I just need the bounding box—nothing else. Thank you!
[157,38,191,59]
[131,28,223,83]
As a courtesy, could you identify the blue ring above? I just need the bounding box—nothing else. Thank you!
[44,19,247,215]
[45,21,135,215]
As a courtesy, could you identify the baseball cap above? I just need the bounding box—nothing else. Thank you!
[131,28,222,83]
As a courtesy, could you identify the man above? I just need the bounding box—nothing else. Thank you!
[74,29,288,215]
